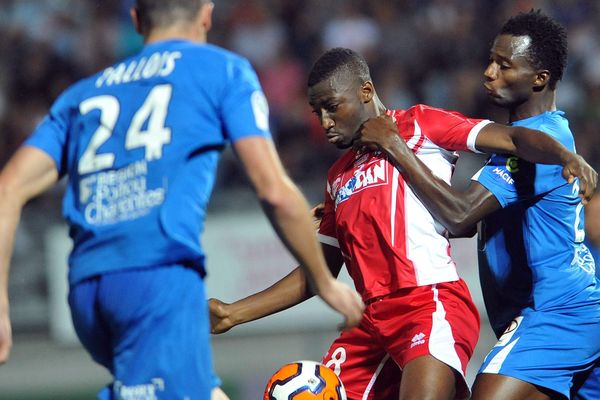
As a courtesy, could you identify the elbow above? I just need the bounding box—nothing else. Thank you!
[0,180,25,208]
[447,220,476,237]
[443,207,476,237]
[446,218,472,237]
[256,177,298,215]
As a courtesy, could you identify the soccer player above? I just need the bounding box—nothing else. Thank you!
[358,11,599,400]
[209,47,596,400]
[0,1,365,399]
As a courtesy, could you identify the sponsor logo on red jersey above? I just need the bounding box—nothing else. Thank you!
[333,159,388,209]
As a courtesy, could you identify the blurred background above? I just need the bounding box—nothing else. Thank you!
[0,0,598,399]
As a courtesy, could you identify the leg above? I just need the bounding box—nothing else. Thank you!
[321,315,399,400]
[471,373,553,400]
[374,281,479,400]
[100,265,215,400]
[399,355,456,400]
[475,308,600,400]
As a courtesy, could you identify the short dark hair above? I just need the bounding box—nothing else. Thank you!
[135,0,208,35]
[500,10,567,90]
[308,48,371,88]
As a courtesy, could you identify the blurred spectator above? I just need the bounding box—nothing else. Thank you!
[321,1,381,60]
[0,0,598,190]
[228,0,286,69]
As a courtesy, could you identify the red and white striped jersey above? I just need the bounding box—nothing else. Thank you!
[318,105,491,301]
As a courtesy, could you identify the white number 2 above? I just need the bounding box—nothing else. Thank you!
[78,84,172,174]
[572,181,585,242]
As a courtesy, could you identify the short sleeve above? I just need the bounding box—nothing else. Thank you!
[24,92,71,176]
[220,57,272,142]
[410,105,492,152]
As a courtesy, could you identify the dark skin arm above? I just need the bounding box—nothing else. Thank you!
[357,115,598,236]
[209,242,345,334]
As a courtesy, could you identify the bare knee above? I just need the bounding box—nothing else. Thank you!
[399,356,457,400]
[471,373,552,400]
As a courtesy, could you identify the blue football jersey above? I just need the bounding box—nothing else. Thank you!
[473,111,599,336]
[25,40,272,284]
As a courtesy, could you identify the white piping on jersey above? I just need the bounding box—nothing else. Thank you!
[405,120,422,149]
[390,167,399,247]
[361,353,391,400]
[466,120,493,153]
[428,285,464,378]
[482,337,520,374]
[317,233,340,248]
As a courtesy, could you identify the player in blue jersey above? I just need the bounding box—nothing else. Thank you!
[0,1,364,399]
[584,194,600,270]
[358,10,599,400]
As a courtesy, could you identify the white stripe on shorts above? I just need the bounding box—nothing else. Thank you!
[429,285,464,377]
[362,353,392,400]
[482,337,521,374]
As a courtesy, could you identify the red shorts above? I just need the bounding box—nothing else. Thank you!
[321,279,480,400]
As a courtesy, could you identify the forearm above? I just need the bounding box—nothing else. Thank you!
[0,193,23,308]
[234,137,335,294]
[260,179,334,293]
[228,267,311,326]
[477,125,571,165]
[512,127,573,164]
[383,137,476,234]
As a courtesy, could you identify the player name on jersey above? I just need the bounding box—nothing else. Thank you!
[95,51,182,88]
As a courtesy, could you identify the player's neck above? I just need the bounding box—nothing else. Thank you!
[373,96,387,116]
[508,91,557,123]
[145,25,207,45]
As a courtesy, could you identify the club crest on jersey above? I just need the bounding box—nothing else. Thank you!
[333,159,388,208]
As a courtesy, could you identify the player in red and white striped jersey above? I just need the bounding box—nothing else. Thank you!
[209,47,589,400]
[319,105,489,300]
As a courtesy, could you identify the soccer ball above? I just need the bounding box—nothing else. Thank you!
[263,360,347,400]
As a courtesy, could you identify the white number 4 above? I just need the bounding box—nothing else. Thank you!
[78,84,172,174]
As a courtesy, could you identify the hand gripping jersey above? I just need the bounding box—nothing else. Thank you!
[474,110,600,337]
[25,40,271,284]
[318,105,491,301]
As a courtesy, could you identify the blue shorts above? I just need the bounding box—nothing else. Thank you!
[573,362,600,400]
[69,264,218,400]
[479,306,600,399]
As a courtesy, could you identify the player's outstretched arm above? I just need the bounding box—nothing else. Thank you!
[232,137,364,329]
[209,266,308,334]
[209,242,345,334]
[358,115,597,235]
[0,147,59,364]
[475,123,598,204]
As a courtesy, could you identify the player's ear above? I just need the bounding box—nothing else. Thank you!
[130,7,142,35]
[360,81,375,103]
[200,2,215,33]
[533,70,550,90]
